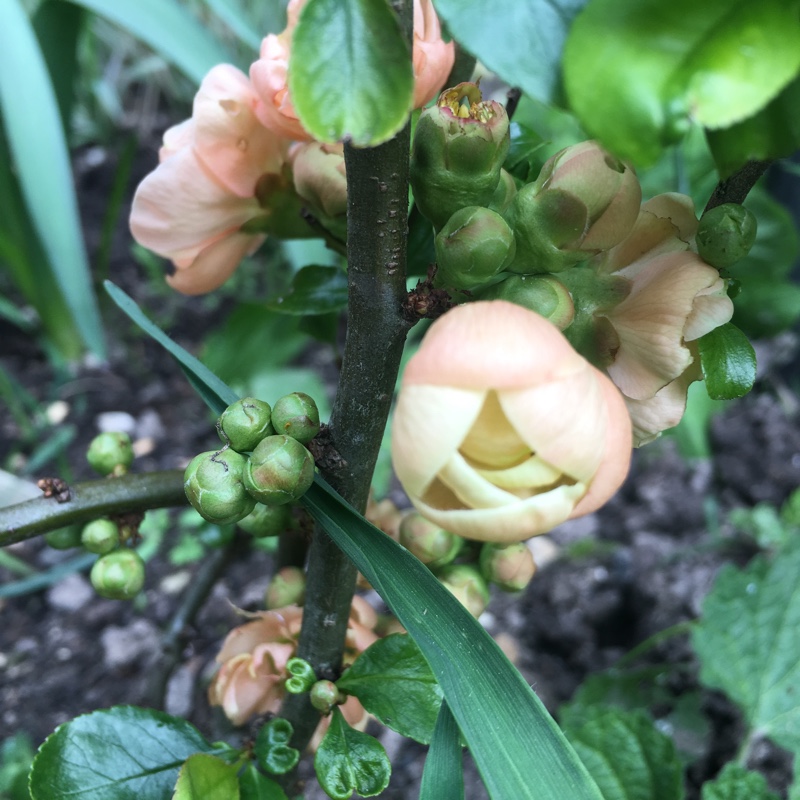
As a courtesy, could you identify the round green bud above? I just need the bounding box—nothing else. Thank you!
[696,203,757,269]
[237,503,293,538]
[86,432,134,476]
[218,397,274,452]
[479,542,536,592]
[310,680,342,714]
[81,519,120,555]
[478,274,574,330]
[45,524,83,550]
[271,393,321,444]
[266,566,306,608]
[434,206,516,291]
[399,513,462,569]
[90,549,145,600]
[438,564,490,617]
[184,449,256,525]
[243,435,315,506]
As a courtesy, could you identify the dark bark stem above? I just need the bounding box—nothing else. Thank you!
[704,159,772,214]
[0,470,187,547]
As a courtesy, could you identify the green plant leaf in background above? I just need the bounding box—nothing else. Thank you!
[238,764,289,800]
[431,0,587,106]
[563,0,800,165]
[701,763,779,800]
[562,706,684,800]
[289,0,414,145]
[172,753,240,800]
[693,540,800,756]
[337,633,444,744]
[29,706,219,800]
[314,707,391,800]
[0,0,106,358]
[696,323,756,401]
[419,701,464,800]
[265,265,348,315]
[67,0,236,83]
[0,733,35,800]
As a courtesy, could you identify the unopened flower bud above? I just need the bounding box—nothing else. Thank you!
[434,206,516,291]
[271,393,321,444]
[87,432,134,476]
[238,502,293,538]
[244,435,315,505]
[696,203,757,268]
[81,519,120,555]
[310,680,342,714]
[438,564,490,617]
[184,449,256,524]
[45,525,83,550]
[479,542,536,592]
[399,512,462,569]
[218,397,274,452]
[266,566,306,608]
[488,168,517,215]
[410,82,510,230]
[90,549,145,600]
[291,141,347,241]
[478,274,574,330]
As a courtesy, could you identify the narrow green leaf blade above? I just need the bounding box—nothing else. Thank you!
[172,754,240,800]
[419,701,464,800]
[337,633,444,744]
[301,479,603,800]
[697,323,756,400]
[432,0,587,105]
[289,0,414,145]
[701,763,779,800]
[0,0,105,357]
[29,706,218,800]
[66,0,236,83]
[204,0,263,51]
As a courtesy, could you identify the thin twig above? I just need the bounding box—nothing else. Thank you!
[704,160,772,214]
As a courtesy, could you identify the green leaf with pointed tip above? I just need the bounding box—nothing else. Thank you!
[701,763,779,800]
[697,323,756,400]
[264,266,348,315]
[239,765,289,800]
[172,754,240,800]
[289,0,413,145]
[0,0,105,358]
[419,702,464,800]
[693,540,800,756]
[562,706,684,800]
[29,706,219,800]
[432,0,587,105]
[563,0,800,165]
[66,0,236,83]
[314,708,391,800]
[337,633,444,744]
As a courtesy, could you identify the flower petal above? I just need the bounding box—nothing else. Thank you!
[474,453,562,490]
[439,451,523,507]
[683,280,734,342]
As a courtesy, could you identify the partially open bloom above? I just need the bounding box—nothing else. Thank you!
[595,194,734,445]
[290,141,347,239]
[391,301,632,543]
[130,65,294,295]
[208,599,378,735]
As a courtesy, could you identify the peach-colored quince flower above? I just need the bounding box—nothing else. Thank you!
[595,193,734,445]
[208,599,378,739]
[391,301,632,543]
[250,0,455,141]
[129,65,290,295]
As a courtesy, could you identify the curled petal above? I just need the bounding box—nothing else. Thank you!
[160,119,194,161]
[439,452,524,508]
[683,279,734,342]
[412,0,455,107]
[475,454,562,490]
[216,611,293,662]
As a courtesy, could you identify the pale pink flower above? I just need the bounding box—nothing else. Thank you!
[130,64,290,295]
[412,0,456,108]
[391,301,632,543]
[595,194,734,445]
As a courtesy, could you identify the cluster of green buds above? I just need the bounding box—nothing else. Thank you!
[184,393,320,529]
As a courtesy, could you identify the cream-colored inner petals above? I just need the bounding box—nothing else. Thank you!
[473,453,563,490]
[458,391,531,468]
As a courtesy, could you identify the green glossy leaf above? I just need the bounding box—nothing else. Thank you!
[564,0,800,165]
[66,0,236,83]
[419,702,464,800]
[0,0,105,358]
[707,76,800,178]
[289,0,413,145]
[301,480,604,800]
[172,754,239,800]
[701,763,779,800]
[314,708,391,800]
[432,0,587,105]
[696,323,756,400]
[337,633,444,744]
[239,764,289,800]
[264,266,348,315]
[255,720,300,776]
[693,540,800,754]
[562,706,684,800]
[505,122,547,182]
[29,706,218,800]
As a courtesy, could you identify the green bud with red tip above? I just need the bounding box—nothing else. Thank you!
[696,203,757,269]
[237,502,293,538]
[266,566,307,609]
[81,519,120,555]
[90,549,145,600]
[271,393,321,444]
[479,542,537,592]
[478,274,574,330]
[244,435,315,505]
[184,449,256,524]
[399,512,462,569]
[87,432,134,477]
[218,397,274,453]
[438,564,490,617]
